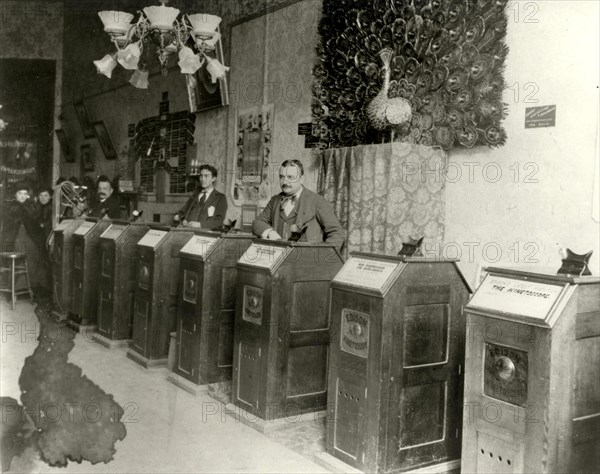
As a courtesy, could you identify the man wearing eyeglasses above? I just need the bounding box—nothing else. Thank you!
[174,164,227,229]
[252,159,345,248]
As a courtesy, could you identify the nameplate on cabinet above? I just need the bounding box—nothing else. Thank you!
[468,275,563,320]
[138,229,168,248]
[238,243,286,269]
[333,257,399,291]
[180,235,219,257]
[340,309,370,358]
[55,219,74,231]
[101,224,127,240]
[73,221,95,236]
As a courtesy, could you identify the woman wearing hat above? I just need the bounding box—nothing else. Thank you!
[1,181,49,301]
[36,185,53,242]
[36,185,54,294]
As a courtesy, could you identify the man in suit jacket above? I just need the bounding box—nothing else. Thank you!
[174,164,227,229]
[252,159,345,248]
[87,175,122,219]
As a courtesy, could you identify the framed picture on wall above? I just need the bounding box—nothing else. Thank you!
[92,121,117,160]
[55,129,73,162]
[74,101,95,138]
[186,27,229,113]
[81,144,94,171]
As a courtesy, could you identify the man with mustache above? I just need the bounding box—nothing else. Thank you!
[87,175,121,219]
[252,159,345,248]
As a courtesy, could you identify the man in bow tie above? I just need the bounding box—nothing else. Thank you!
[252,159,345,248]
[174,164,227,229]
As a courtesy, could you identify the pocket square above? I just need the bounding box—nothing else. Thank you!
[207,206,215,217]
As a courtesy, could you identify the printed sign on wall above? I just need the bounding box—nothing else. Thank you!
[232,104,274,208]
[525,105,556,128]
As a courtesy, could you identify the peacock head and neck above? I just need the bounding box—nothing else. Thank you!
[378,48,393,96]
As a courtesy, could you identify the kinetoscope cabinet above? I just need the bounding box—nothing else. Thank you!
[232,241,344,420]
[51,218,82,319]
[171,231,253,388]
[462,267,600,473]
[128,226,194,368]
[95,222,148,346]
[69,218,111,328]
[327,252,471,473]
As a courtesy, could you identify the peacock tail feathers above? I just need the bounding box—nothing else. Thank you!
[312,0,510,150]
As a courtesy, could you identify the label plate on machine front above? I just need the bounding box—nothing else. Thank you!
[138,229,168,248]
[101,224,127,240]
[484,342,528,406]
[180,235,218,257]
[333,257,399,291]
[340,309,370,358]
[243,286,263,324]
[74,221,95,235]
[238,243,286,269]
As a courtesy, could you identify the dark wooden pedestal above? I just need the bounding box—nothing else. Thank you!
[232,240,344,421]
[327,253,471,473]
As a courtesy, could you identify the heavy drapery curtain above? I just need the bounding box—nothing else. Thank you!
[318,142,447,257]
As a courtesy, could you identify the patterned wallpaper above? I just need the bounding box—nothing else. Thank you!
[0,1,63,59]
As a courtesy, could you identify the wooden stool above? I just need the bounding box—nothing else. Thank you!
[0,252,34,309]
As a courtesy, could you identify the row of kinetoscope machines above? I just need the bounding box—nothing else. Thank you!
[50,217,598,474]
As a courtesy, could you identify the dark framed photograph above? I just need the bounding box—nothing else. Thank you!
[92,121,117,160]
[186,27,229,113]
[74,101,95,138]
[55,129,73,162]
[81,143,94,171]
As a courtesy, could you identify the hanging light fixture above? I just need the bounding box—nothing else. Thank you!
[94,1,229,89]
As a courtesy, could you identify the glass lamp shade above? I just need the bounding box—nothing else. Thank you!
[116,43,141,70]
[98,11,134,35]
[129,69,149,89]
[195,31,221,51]
[187,14,221,35]
[164,41,179,54]
[93,54,118,78]
[178,47,202,74]
[205,57,229,83]
[143,5,180,31]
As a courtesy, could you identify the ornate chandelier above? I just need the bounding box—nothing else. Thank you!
[93,0,229,89]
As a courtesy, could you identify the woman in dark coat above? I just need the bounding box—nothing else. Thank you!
[1,182,49,300]
[36,185,53,242]
[36,185,54,296]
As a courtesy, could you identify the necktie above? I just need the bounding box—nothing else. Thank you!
[198,191,207,206]
[281,195,297,205]
[281,194,297,216]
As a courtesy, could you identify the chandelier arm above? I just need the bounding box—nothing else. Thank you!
[174,18,190,50]
[111,37,126,51]
[136,13,150,41]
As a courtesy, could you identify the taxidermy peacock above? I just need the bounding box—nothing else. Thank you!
[366,47,412,135]
[312,0,510,150]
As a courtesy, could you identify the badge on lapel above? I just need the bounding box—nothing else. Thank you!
[207,206,215,217]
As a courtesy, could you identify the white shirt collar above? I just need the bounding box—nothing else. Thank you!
[199,187,214,201]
